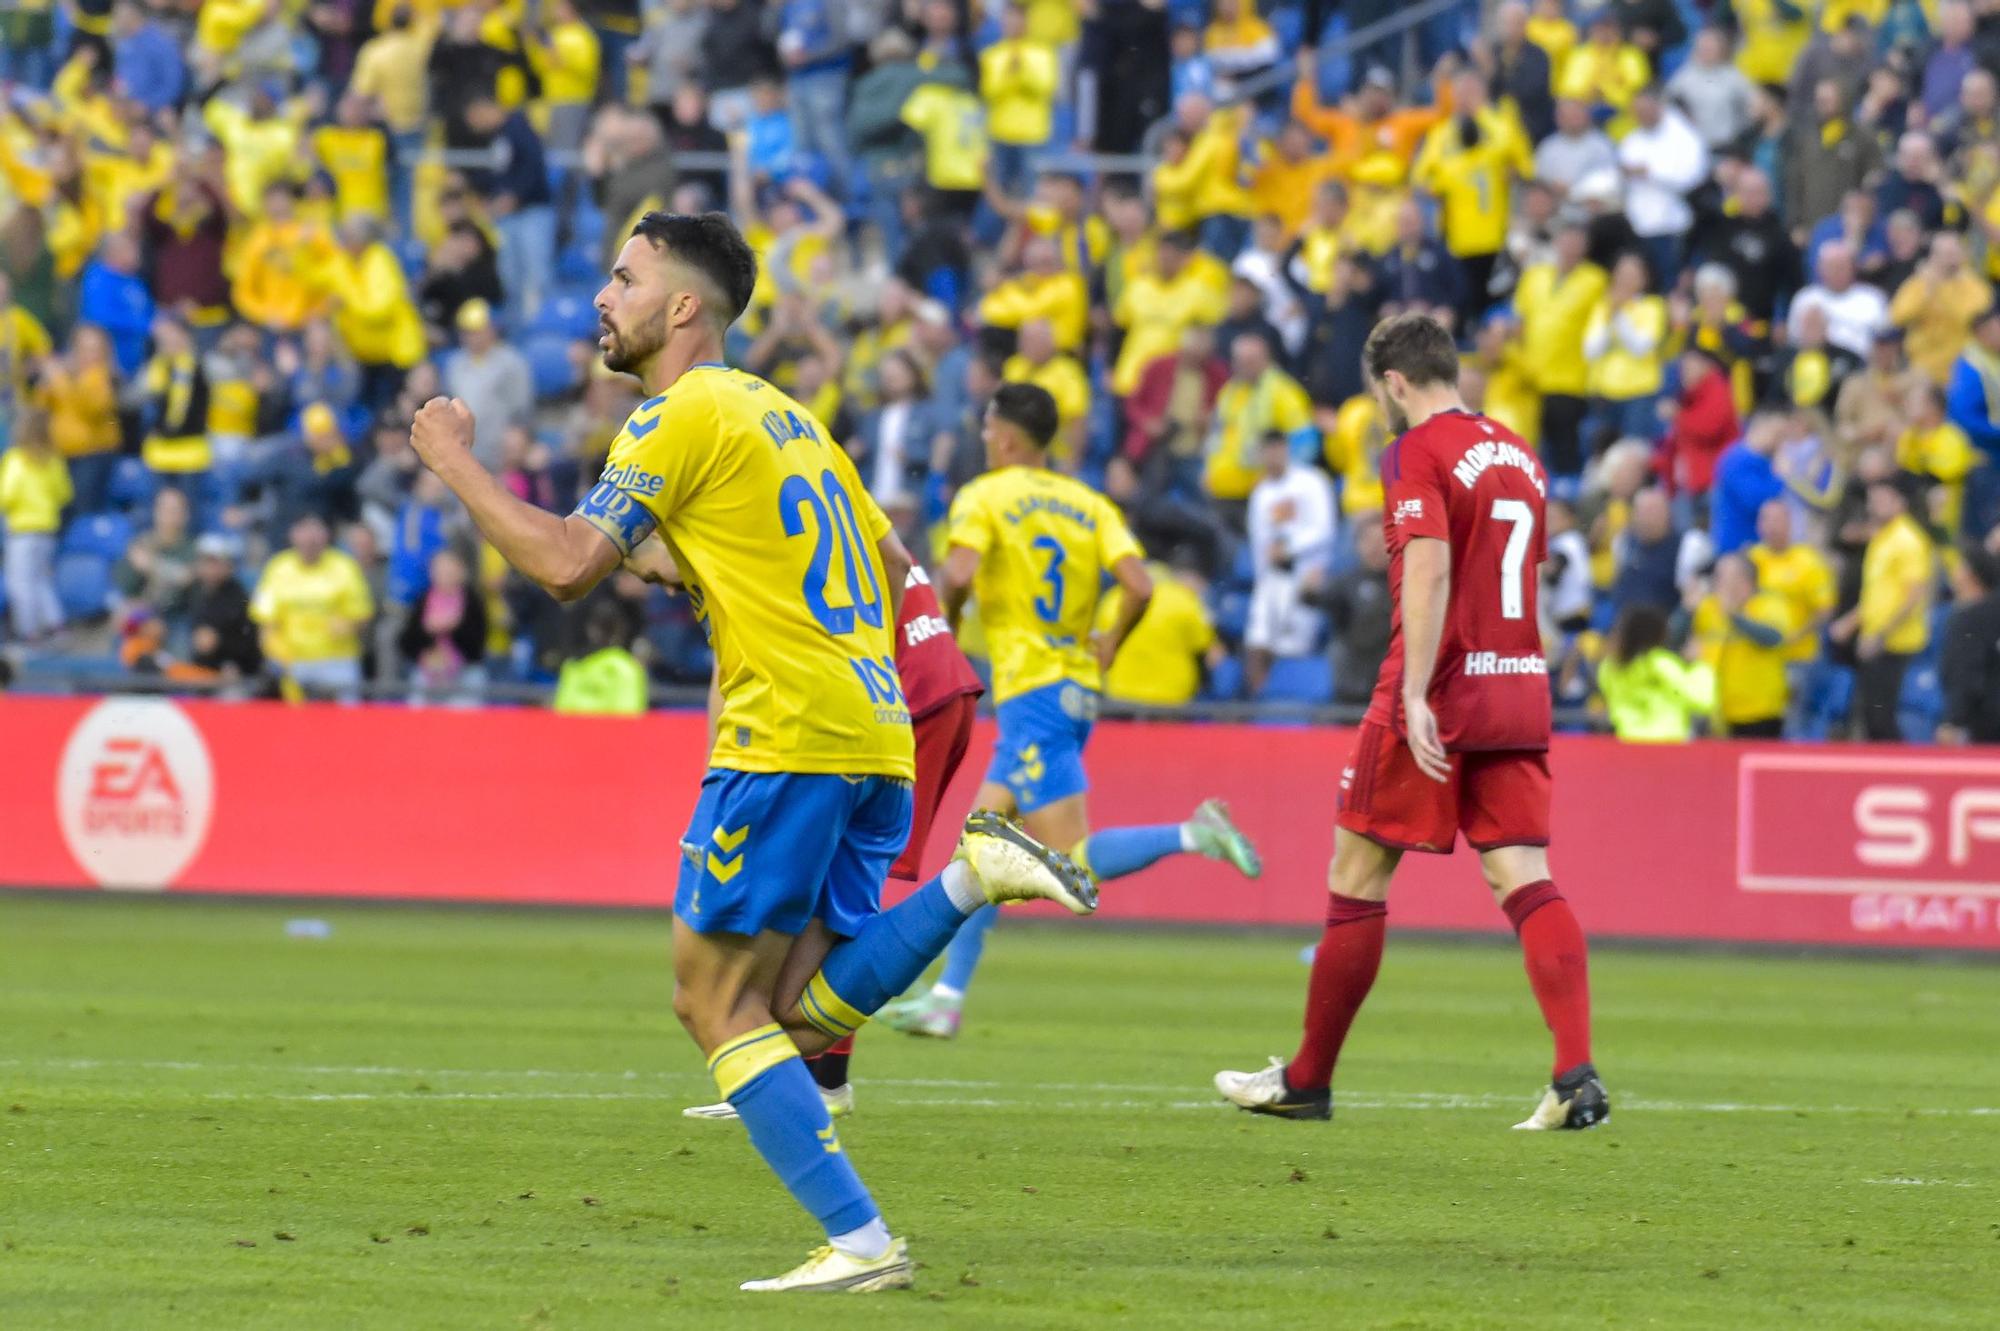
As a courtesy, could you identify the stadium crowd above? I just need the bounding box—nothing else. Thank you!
[2,0,2000,740]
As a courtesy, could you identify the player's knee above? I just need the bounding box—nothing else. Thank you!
[669,981,705,1036]
[1327,857,1390,903]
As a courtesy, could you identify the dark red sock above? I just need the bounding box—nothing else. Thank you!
[808,1034,855,1090]
[1503,881,1593,1078]
[1285,894,1388,1092]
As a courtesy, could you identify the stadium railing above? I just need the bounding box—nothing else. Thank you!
[0,661,1609,731]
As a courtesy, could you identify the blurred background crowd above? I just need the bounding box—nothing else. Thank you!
[2,0,2000,739]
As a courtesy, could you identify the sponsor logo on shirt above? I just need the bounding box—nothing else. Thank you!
[600,461,666,496]
[904,614,952,648]
[1392,498,1425,524]
[1463,651,1549,677]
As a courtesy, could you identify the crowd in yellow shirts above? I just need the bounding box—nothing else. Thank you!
[3,0,1998,735]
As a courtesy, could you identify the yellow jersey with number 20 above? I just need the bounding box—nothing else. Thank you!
[576,363,913,779]
[947,465,1144,704]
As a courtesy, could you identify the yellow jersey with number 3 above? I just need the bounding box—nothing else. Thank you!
[947,465,1143,704]
[575,364,913,779]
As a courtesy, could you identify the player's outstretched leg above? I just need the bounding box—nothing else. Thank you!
[878,903,996,1038]
[1077,799,1263,884]
[787,813,1095,1051]
[1495,875,1608,1131]
[1216,828,1395,1120]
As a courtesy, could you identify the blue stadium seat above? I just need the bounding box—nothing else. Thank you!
[1798,660,1855,741]
[572,203,606,253]
[532,289,602,340]
[1257,656,1334,706]
[556,244,601,286]
[1226,542,1256,590]
[60,512,133,560]
[1202,654,1245,702]
[524,333,581,399]
[54,552,114,619]
[1213,588,1250,643]
[1270,3,1304,51]
[1900,662,1944,740]
[108,457,157,510]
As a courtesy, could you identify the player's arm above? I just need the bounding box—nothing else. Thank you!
[1398,536,1452,783]
[939,544,980,632]
[878,530,912,629]
[1094,554,1153,671]
[410,398,622,603]
[624,534,681,587]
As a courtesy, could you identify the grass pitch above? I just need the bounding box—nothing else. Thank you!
[2,894,1995,1329]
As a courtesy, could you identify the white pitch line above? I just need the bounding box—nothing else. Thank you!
[9,1056,2000,1117]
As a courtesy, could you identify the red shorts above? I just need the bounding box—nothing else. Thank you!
[1335,721,1550,854]
[890,693,980,881]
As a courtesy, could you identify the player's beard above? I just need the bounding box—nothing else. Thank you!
[601,311,666,376]
[1376,387,1409,436]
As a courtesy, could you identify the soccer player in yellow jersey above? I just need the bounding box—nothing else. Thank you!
[406,212,1096,1294]
[879,383,1263,1038]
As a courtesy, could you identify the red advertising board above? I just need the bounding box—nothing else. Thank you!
[3,694,1998,948]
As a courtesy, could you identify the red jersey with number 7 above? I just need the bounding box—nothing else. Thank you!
[1363,409,1552,752]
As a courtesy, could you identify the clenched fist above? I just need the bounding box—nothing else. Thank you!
[410,397,477,471]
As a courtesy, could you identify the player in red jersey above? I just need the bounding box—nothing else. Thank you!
[684,560,985,1120]
[1214,313,1607,1130]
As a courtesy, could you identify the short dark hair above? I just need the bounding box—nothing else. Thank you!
[1607,604,1670,666]
[631,211,759,328]
[1364,312,1460,389]
[990,381,1060,449]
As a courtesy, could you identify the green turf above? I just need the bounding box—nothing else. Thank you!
[2,895,1995,1329]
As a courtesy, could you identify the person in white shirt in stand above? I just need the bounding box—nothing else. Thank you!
[1665,28,1755,152]
[1788,241,1890,361]
[1232,213,1309,359]
[1244,430,1338,696]
[1616,85,1708,290]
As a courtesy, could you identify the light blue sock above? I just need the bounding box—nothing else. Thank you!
[711,1028,878,1236]
[798,869,973,1040]
[938,903,999,993]
[1080,823,1188,882]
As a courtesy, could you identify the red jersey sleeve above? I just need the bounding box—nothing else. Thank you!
[895,569,985,719]
[1383,434,1450,546]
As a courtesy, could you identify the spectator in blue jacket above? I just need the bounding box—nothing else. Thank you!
[743,74,801,185]
[389,469,455,608]
[1709,412,1787,555]
[111,2,185,114]
[777,0,855,194]
[463,97,554,326]
[1947,304,2000,532]
[1376,199,1465,326]
[77,232,155,377]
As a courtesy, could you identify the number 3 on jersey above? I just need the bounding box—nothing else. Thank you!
[1491,498,1534,620]
[1030,534,1066,622]
[779,469,885,635]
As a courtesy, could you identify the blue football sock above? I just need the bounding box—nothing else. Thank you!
[797,869,972,1041]
[938,902,998,994]
[1078,823,1188,882]
[711,1025,879,1236]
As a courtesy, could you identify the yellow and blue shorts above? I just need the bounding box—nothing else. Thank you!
[983,680,1098,814]
[676,769,914,939]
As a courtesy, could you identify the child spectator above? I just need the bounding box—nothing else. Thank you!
[0,409,70,642]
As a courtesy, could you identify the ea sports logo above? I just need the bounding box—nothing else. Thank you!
[56,699,215,890]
